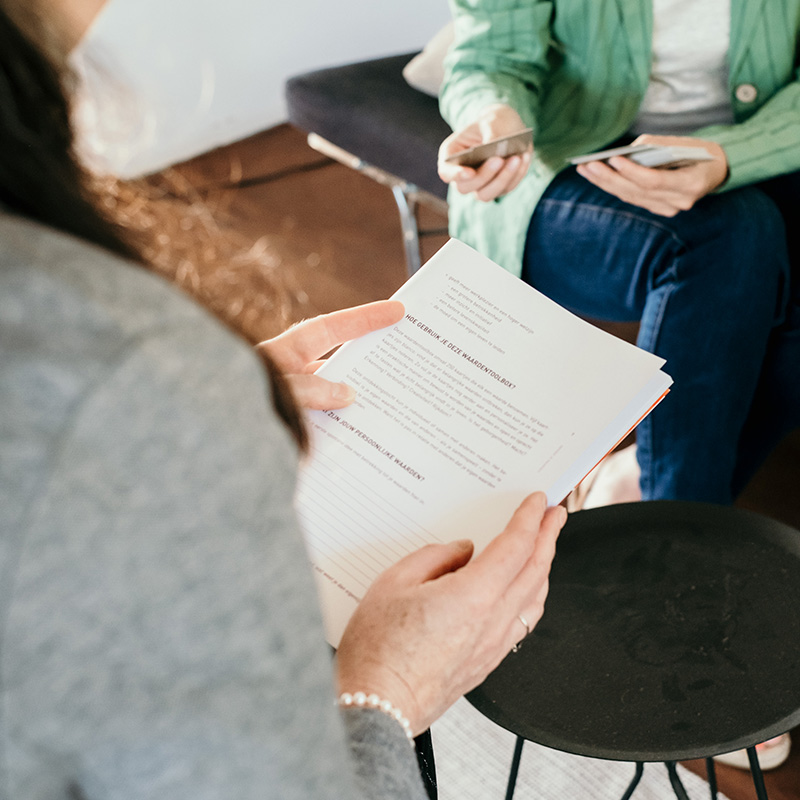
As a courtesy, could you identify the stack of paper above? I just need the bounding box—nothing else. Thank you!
[295,240,672,644]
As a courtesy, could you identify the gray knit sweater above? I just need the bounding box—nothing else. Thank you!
[0,210,426,800]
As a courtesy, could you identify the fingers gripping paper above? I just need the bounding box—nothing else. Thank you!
[295,240,672,645]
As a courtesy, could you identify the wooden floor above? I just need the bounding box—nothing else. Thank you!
[174,123,800,800]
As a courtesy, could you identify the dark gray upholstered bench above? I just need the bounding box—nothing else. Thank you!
[285,53,452,276]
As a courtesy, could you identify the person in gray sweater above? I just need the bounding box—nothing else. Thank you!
[0,3,566,798]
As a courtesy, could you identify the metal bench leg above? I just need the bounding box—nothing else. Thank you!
[391,184,422,277]
[303,135,448,279]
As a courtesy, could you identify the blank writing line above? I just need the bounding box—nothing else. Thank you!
[295,450,438,593]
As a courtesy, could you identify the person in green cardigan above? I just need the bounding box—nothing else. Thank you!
[437,0,800,516]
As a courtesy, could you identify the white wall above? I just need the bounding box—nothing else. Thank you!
[74,0,450,176]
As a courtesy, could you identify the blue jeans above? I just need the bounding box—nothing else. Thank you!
[523,168,800,503]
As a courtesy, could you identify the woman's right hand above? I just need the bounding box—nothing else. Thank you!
[335,492,566,736]
[437,104,532,202]
[256,300,404,410]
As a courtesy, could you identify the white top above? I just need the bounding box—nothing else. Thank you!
[630,0,735,135]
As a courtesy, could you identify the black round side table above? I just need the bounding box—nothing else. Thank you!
[468,502,800,800]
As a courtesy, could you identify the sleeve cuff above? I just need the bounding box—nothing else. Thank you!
[340,707,428,800]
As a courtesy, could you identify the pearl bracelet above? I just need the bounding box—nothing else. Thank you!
[337,691,414,743]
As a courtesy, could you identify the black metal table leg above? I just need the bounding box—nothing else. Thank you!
[705,757,719,800]
[414,728,437,800]
[746,746,770,800]
[665,761,691,800]
[619,762,645,800]
[504,736,525,800]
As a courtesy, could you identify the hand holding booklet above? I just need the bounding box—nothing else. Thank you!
[295,240,672,645]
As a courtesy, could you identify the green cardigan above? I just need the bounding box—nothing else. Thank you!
[439,0,800,274]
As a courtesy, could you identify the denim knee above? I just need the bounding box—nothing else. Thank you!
[657,187,791,320]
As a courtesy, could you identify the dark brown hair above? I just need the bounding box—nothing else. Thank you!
[0,4,136,256]
[0,4,307,449]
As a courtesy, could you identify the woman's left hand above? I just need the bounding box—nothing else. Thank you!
[256,300,404,410]
[336,492,566,736]
[575,134,729,217]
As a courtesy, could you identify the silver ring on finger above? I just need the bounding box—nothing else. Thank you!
[511,614,531,653]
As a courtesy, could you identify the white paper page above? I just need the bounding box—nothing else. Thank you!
[295,240,671,645]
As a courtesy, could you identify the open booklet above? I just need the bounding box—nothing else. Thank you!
[295,239,672,645]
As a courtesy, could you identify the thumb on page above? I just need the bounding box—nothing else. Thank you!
[379,539,475,587]
[286,373,356,410]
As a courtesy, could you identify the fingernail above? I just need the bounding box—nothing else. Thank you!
[451,538,473,551]
[333,383,356,404]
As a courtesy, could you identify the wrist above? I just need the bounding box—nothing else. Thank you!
[479,103,526,131]
[337,672,422,735]
[336,646,423,734]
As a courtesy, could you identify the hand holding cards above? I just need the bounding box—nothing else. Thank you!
[569,143,713,170]
[445,128,534,168]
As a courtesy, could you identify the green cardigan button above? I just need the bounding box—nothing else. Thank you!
[735,83,758,103]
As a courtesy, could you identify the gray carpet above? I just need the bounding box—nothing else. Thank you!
[432,697,726,800]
